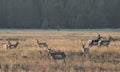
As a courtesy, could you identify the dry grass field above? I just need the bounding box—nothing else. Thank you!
[0,29,120,72]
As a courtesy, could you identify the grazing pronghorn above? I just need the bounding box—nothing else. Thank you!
[36,40,48,48]
[47,48,67,60]
[82,43,89,55]
[88,34,102,47]
[98,36,112,47]
[4,41,19,49]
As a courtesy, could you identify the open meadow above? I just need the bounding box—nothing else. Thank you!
[0,29,120,72]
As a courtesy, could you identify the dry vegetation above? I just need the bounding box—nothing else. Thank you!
[0,30,120,72]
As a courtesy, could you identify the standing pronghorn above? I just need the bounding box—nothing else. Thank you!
[98,36,112,47]
[88,34,102,47]
[47,48,67,60]
[36,39,48,48]
[82,43,89,55]
[4,41,19,49]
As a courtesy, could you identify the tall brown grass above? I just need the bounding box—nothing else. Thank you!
[0,30,120,72]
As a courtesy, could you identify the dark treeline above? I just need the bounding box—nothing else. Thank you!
[0,0,120,29]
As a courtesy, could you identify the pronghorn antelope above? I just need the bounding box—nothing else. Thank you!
[47,48,67,60]
[98,36,112,47]
[82,43,89,55]
[4,41,19,49]
[88,34,102,46]
[36,40,48,48]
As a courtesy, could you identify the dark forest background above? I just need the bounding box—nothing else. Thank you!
[0,0,120,29]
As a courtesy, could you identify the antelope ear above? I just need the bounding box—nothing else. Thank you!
[98,34,102,38]
[36,39,39,43]
[108,35,112,39]
[98,34,100,36]
[81,43,85,48]
[8,41,11,43]
[83,42,86,45]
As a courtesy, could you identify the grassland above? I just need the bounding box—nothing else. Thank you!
[0,29,120,72]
